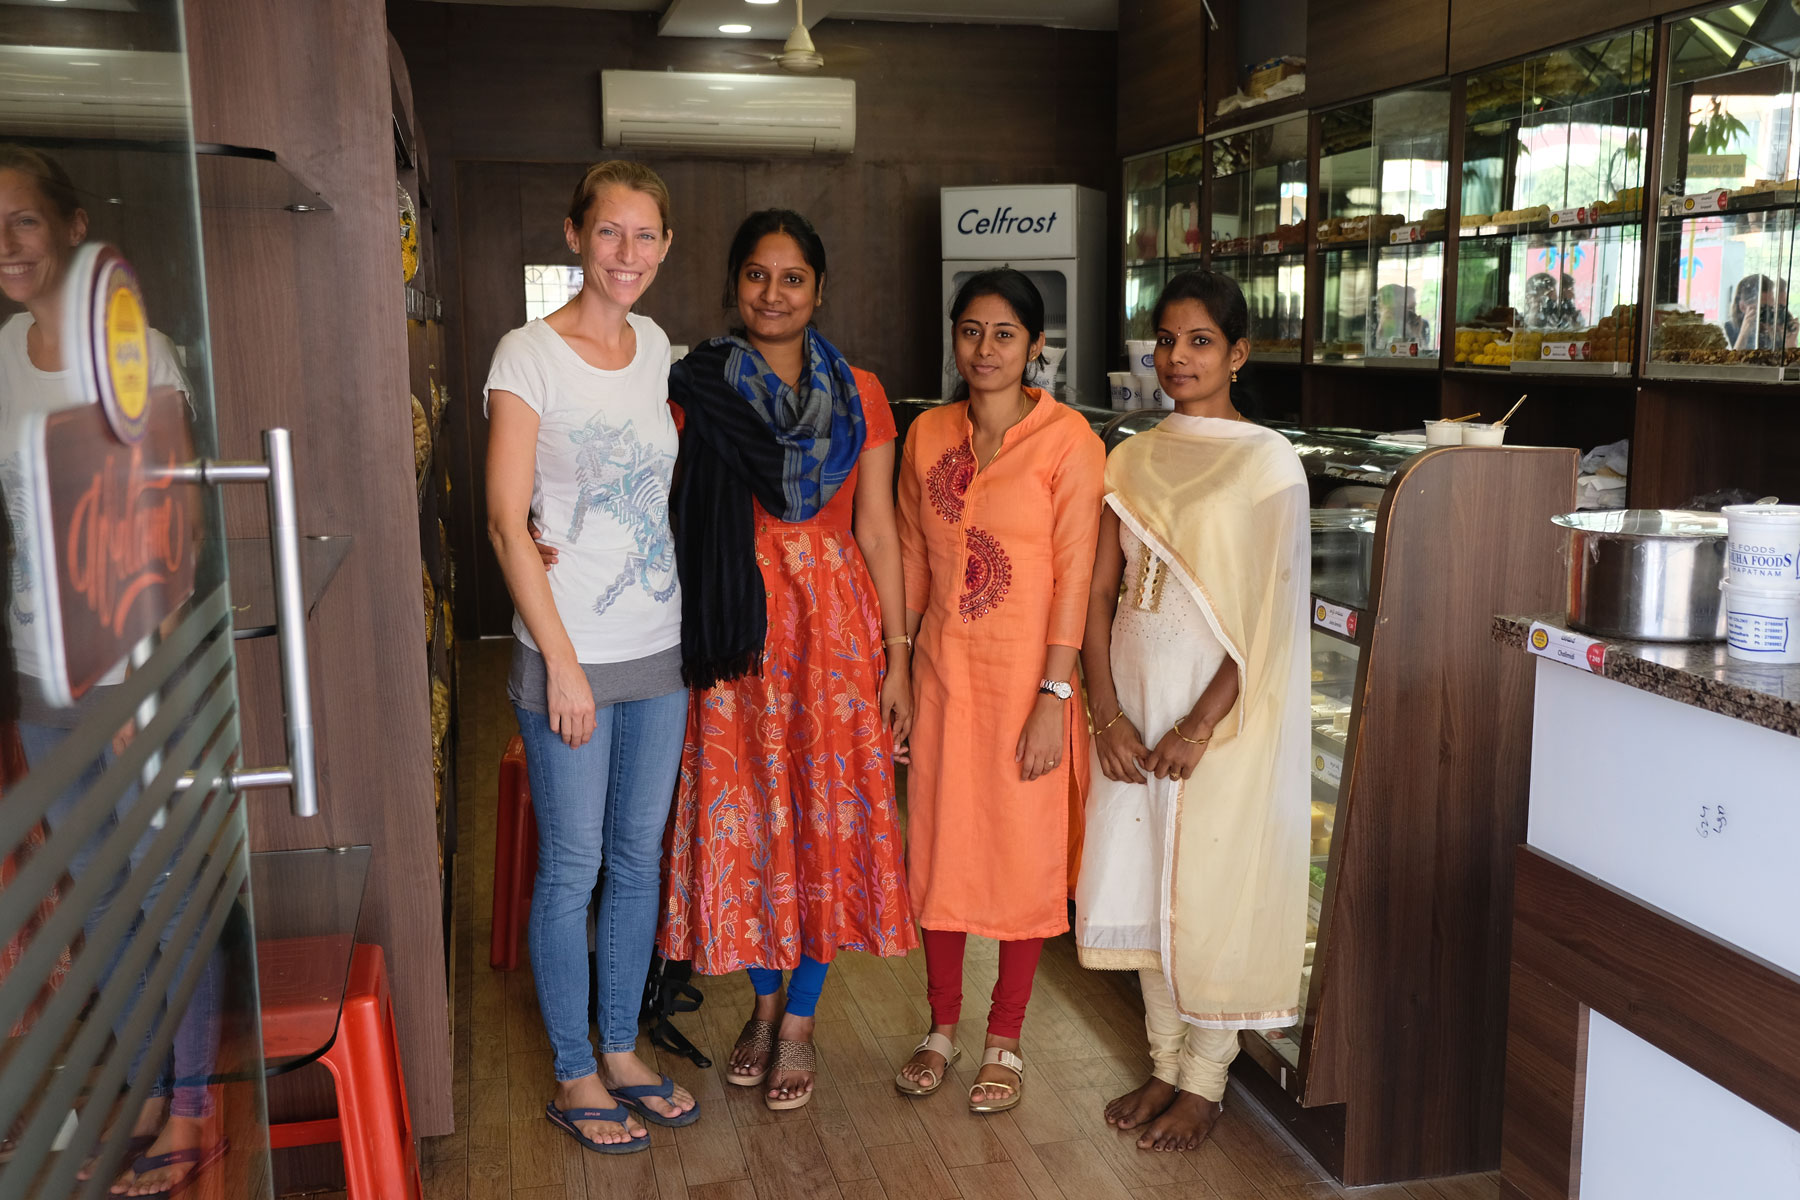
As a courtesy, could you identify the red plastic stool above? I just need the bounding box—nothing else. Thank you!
[263,942,423,1200]
[490,735,536,970]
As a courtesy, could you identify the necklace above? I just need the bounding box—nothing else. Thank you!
[976,393,1031,470]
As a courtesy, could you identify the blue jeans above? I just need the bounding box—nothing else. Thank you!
[514,689,687,1081]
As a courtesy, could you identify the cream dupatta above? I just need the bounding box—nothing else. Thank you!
[1081,415,1312,1028]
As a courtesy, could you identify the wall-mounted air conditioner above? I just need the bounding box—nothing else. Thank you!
[600,70,855,156]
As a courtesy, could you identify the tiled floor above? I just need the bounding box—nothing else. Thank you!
[413,640,1503,1200]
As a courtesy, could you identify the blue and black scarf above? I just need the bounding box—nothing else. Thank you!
[670,329,865,689]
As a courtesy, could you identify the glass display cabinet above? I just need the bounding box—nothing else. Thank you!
[1316,103,1376,361]
[1212,116,1310,360]
[1368,86,1451,364]
[1456,29,1654,375]
[1649,0,1800,381]
[1124,151,1167,342]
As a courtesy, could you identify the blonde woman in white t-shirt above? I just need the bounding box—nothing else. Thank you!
[485,161,699,1155]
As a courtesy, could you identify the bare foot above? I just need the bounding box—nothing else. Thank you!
[729,992,783,1084]
[1136,1091,1221,1152]
[602,1050,696,1121]
[766,1012,816,1105]
[110,1114,207,1196]
[554,1073,645,1147]
[898,1022,956,1089]
[1104,1076,1177,1130]
[969,1035,1021,1107]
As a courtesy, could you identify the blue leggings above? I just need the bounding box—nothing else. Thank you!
[746,955,830,1018]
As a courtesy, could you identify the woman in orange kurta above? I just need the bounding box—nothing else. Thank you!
[894,269,1105,1113]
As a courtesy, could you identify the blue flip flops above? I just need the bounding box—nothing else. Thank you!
[610,1075,702,1128]
[545,1102,651,1154]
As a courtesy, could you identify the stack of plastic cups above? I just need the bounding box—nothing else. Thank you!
[1720,503,1800,663]
[1123,340,1165,409]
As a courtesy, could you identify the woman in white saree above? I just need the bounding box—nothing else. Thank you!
[1075,270,1310,1151]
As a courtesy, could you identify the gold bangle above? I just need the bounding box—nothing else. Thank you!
[1171,718,1210,746]
[1093,709,1125,734]
[884,634,911,649]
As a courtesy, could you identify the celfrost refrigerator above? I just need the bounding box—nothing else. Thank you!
[941,184,1107,406]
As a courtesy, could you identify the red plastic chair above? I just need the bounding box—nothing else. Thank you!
[263,942,423,1200]
[490,735,536,970]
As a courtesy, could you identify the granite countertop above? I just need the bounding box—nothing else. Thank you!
[1493,614,1800,739]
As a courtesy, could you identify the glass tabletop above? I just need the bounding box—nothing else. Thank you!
[228,534,354,639]
[251,845,371,1076]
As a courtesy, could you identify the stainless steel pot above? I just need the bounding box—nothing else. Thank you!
[1553,510,1729,642]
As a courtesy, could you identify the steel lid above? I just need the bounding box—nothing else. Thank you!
[1552,509,1728,538]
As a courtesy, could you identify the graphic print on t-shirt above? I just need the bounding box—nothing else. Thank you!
[566,416,677,616]
[1,455,36,637]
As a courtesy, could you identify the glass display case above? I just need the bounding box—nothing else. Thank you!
[1166,142,1206,265]
[1316,104,1375,361]
[1125,151,1167,267]
[1648,1,1800,381]
[1456,29,1654,375]
[1212,116,1309,360]
[1368,86,1451,364]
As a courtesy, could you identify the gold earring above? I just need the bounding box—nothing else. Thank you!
[1231,369,1239,383]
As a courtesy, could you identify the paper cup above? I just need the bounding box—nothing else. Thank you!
[1126,339,1157,373]
[1133,373,1168,409]
[1723,579,1800,663]
[1107,371,1137,410]
[1722,503,1800,589]
[1423,420,1464,446]
[1462,422,1507,446]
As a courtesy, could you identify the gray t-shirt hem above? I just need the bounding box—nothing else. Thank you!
[508,639,685,714]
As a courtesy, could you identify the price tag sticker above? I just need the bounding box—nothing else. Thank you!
[1680,189,1730,215]
[1526,621,1607,673]
[1263,239,1282,254]
[1389,223,1424,245]
[1541,340,1591,361]
[1548,206,1587,226]
[1313,598,1359,637]
[1311,748,1343,788]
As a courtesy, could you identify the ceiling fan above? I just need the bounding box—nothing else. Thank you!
[728,0,867,73]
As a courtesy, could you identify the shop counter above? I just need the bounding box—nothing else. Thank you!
[1492,616,1800,1199]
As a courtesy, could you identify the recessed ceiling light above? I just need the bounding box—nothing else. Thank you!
[719,24,752,34]
[746,0,779,5]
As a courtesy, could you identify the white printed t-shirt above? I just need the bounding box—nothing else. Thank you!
[484,315,681,664]
[0,312,190,698]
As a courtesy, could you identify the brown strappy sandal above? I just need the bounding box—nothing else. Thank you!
[764,1038,817,1111]
[726,1018,777,1088]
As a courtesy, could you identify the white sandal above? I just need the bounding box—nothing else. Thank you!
[968,1046,1024,1114]
[894,1032,960,1097]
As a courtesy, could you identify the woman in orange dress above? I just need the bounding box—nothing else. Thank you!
[894,269,1105,1113]
[659,210,915,1112]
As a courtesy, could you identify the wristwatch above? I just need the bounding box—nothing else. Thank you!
[1038,679,1074,701]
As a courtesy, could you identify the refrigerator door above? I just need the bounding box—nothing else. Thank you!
[942,260,1077,401]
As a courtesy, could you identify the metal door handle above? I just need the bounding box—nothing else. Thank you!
[166,429,318,817]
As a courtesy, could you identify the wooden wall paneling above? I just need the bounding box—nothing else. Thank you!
[450,161,523,642]
[1630,386,1800,507]
[1440,373,1636,453]
[184,0,452,1136]
[1510,846,1800,1140]
[1498,963,1588,1200]
[1331,446,1575,1183]
[1117,0,1206,153]
[1448,0,1653,75]
[1300,366,1439,431]
[1307,0,1449,107]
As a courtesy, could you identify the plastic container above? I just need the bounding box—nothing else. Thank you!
[1126,339,1157,372]
[1722,579,1800,663]
[1721,503,1800,590]
[1423,420,1464,446]
[1462,422,1508,446]
[1133,373,1169,409]
[1107,371,1140,409]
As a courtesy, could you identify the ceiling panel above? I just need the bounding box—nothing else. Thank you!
[426,1,1117,38]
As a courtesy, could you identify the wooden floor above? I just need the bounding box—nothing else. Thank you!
[407,640,1504,1200]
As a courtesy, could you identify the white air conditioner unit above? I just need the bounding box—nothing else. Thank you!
[601,70,855,156]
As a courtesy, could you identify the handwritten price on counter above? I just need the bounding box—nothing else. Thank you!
[1697,803,1728,839]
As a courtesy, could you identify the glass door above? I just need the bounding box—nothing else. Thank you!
[0,3,282,1196]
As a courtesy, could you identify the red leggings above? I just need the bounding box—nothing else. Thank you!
[920,928,1045,1039]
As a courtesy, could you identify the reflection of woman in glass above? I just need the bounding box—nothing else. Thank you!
[1370,283,1428,350]
[1724,273,1797,351]
[1077,270,1310,1152]
[0,145,227,1196]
